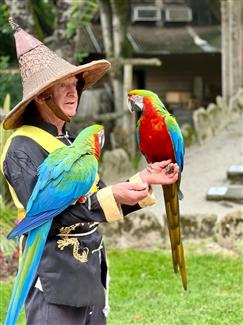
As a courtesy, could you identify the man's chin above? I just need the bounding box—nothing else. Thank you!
[63,108,77,117]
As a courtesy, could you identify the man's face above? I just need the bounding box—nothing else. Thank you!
[50,76,79,118]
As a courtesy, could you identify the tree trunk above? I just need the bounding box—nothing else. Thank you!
[221,0,243,104]
[97,0,128,121]
[53,0,75,62]
[97,0,113,58]
[6,0,34,33]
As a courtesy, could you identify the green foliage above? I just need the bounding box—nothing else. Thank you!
[0,56,9,70]
[0,282,25,325]
[67,0,97,38]
[0,93,14,203]
[75,51,89,63]
[0,2,10,34]
[0,3,15,60]
[0,198,17,256]
[66,0,96,62]
[0,71,22,109]
[30,0,56,40]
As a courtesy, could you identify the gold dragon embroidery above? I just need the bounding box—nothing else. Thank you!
[57,223,89,263]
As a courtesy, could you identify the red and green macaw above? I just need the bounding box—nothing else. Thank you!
[128,89,187,290]
[5,124,104,325]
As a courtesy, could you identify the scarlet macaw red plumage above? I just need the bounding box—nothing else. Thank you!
[128,89,187,290]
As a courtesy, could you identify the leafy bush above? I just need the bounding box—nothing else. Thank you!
[0,198,18,279]
[0,56,21,109]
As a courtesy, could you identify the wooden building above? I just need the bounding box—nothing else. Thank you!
[80,0,221,125]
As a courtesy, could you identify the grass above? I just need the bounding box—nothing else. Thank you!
[0,279,25,325]
[108,249,243,325]
[0,248,243,325]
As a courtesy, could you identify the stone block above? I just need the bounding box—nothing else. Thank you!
[216,210,243,249]
[207,103,224,134]
[227,165,243,182]
[179,214,217,238]
[193,107,213,144]
[100,148,134,183]
[101,211,165,249]
[207,186,243,203]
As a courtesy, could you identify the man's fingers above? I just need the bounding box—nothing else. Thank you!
[154,160,172,168]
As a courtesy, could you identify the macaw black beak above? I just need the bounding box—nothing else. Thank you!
[98,130,105,148]
[127,97,143,112]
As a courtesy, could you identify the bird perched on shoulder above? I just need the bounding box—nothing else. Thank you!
[127,89,187,290]
[5,124,104,325]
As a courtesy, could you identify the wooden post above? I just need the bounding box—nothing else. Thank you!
[123,63,135,157]
[221,0,243,104]
[221,0,230,104]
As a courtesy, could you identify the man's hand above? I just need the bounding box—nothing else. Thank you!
[139,160,179,186]
[112,182,149,205]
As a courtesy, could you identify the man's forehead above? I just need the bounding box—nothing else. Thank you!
[61,76,78,83]
[53,76,78,86]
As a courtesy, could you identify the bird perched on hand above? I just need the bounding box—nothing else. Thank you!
[127,89,187,290]
[5,124,104,325]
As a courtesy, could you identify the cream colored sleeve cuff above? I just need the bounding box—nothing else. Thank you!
[97,186,124,223]
[129,173,156,208]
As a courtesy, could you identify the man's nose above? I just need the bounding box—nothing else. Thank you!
[67,85,77,96]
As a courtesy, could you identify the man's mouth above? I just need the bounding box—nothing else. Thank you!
[65,101,76,105]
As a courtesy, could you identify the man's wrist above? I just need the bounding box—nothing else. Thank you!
[139,169,150,185]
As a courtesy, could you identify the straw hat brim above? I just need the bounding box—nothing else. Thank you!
[3,59,110,130]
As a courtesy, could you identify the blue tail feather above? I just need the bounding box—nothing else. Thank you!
[5,221,51,325]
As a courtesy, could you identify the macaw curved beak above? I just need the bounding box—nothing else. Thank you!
[98,129,105,148]
[127,95,144,112]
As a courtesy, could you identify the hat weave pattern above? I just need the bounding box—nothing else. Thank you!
[19,44,74,98]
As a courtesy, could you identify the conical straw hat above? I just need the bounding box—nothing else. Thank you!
[3,17,111,130]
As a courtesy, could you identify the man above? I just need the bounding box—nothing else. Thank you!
[2,18,179,325]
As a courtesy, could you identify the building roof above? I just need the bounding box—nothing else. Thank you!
[80,24,221,55]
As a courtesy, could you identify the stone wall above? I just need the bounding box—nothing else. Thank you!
[101,209,243,251]
[192,88,243,145]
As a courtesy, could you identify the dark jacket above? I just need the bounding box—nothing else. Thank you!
[3,118,142,307]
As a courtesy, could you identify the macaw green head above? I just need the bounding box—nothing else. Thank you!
[127,89,165,113]
[74,124,104,159]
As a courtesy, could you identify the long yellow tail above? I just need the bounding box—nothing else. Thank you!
[162,183,187,290]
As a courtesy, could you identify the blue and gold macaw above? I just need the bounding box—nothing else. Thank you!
[5,124,104,325]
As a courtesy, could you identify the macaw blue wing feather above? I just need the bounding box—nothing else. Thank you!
[165,115,184,172]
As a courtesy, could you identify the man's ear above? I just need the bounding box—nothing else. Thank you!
[35,91,52,104]
[34,96,43,104]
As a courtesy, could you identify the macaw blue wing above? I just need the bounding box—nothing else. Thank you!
[26,145,87,212]
[8,154,98,239]
[5,221,51,325]
[165,115,184,172]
